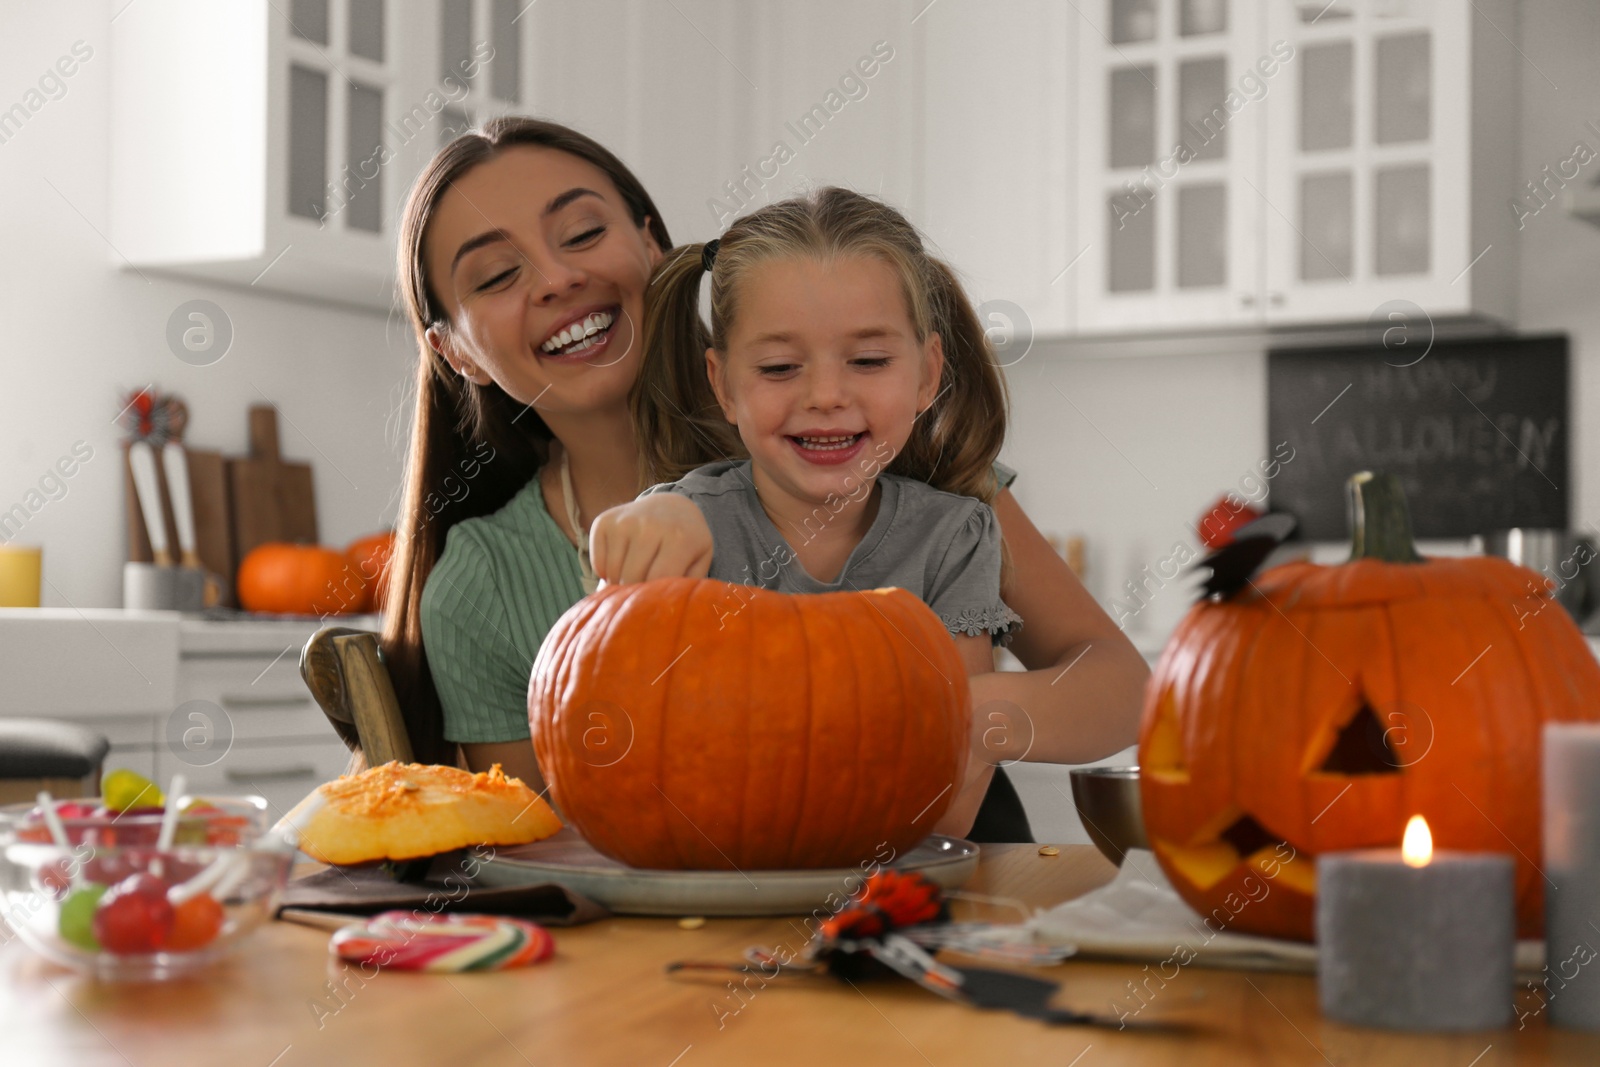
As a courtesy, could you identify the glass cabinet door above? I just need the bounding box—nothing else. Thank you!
[282,0,394,237]
[279,0,533,241]
[1077,0,1265,330]
[1262,3,1471,323]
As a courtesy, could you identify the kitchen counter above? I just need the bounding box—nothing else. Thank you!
[4,844,1594,1065]
[0,609,376,814]
[0,610,380,718]
[0,608,181,717]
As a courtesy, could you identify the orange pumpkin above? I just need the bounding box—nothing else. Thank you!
[1140,472,1600,941]
[345,531,396,613]
[237,543,365,616]
[528,577,970,870]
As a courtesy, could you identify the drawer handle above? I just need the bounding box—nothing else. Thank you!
[225,765,317,783]
[219,694,313,710]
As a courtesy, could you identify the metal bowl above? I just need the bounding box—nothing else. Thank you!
[1068,766,1147,866]
[1480,529,1599,625]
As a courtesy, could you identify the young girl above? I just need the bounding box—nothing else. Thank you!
[589,187,1018,836]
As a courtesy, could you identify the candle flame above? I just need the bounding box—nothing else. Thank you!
[1402,815,1433,868]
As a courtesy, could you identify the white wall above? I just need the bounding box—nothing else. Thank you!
[0,1,415,609]
[1516,1,1600,539]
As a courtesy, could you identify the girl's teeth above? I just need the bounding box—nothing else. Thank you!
[796,434,861,451]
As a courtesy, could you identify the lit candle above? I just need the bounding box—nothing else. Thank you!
[1317,815,1515,1030]
[1544,723,1600,1030]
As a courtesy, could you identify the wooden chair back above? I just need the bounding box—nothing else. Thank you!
[299,627,414,767]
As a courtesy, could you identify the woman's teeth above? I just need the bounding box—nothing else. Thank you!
[793,433,863,451]
[541,310,616,355]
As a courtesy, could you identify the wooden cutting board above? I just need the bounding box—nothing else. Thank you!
[227,405,318,560]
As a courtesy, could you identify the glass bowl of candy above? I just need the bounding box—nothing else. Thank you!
[0,786,293,981]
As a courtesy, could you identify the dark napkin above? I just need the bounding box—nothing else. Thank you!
[276,850,611,927]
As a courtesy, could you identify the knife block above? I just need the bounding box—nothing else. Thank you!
[123,406,319,611]
[123,444,237,606]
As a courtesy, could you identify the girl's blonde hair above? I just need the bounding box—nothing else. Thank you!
[632,187,1009,502]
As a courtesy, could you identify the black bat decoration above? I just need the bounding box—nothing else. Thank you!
[1195,513,1298,601]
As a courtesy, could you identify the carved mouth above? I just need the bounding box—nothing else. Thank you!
[1152,809,1315,895]
[1143,679,1417,898]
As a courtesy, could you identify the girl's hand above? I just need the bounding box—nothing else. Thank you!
[930,633,999,837]
[589,495,714,586]
[932,757,995,838]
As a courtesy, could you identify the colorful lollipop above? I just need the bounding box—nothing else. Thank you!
[330,912,555,972]
[37,791,107,951]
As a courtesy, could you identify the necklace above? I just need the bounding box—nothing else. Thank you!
[559,449,600,595]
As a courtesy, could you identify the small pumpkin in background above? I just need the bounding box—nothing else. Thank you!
[345,531,396,613]
[1140,472,1600,941]
[529,578,970,870]
[237,543,364,616]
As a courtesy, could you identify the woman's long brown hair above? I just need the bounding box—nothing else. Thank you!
[635,187,1009,502]
[382,116,674,767]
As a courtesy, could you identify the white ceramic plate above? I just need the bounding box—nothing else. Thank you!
[476,829,980,916]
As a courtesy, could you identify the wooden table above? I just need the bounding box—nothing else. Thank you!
[3,844,1597,1066]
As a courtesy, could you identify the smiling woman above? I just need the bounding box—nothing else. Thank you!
[379,117,681,780]
[378,117,1149,843]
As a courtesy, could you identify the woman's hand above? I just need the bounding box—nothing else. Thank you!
[589,494,714,585]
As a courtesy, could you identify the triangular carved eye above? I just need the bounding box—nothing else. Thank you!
[1318,701,1401,775]
[1144,688,1189,783]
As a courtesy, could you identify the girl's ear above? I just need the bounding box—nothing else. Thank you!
[705,347,737,424]
[427,325,490,386]
[918,331,946,412]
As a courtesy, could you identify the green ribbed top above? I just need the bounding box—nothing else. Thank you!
[422,461,1018,745]
[420,472,585,743]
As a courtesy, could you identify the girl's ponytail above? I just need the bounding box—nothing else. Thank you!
[912,255,1014,581]
[631,244,740,486]
[896,255,1009,503]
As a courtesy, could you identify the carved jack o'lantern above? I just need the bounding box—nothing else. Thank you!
[1140,473,1600,941]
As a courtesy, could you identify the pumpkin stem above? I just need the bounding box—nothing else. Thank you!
[1346,472,1424,563]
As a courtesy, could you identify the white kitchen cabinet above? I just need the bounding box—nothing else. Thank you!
[1072,0,1518,334]
[156,736,353,825]
[110,0,533,310]
[919,0,1076,338]
[159,617,362,817]
[0,611,363,818]
[1259,0,1517,326]
[526,1,922,250]
[1075,0,1266,331]
[524,0,758,248]
[740,4,922,229]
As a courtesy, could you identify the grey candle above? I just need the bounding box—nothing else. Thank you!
[1544,723,1600,1030]
[1318,818,1514,1030]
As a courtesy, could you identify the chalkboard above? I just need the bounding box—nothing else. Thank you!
[1267,335,1568,541]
